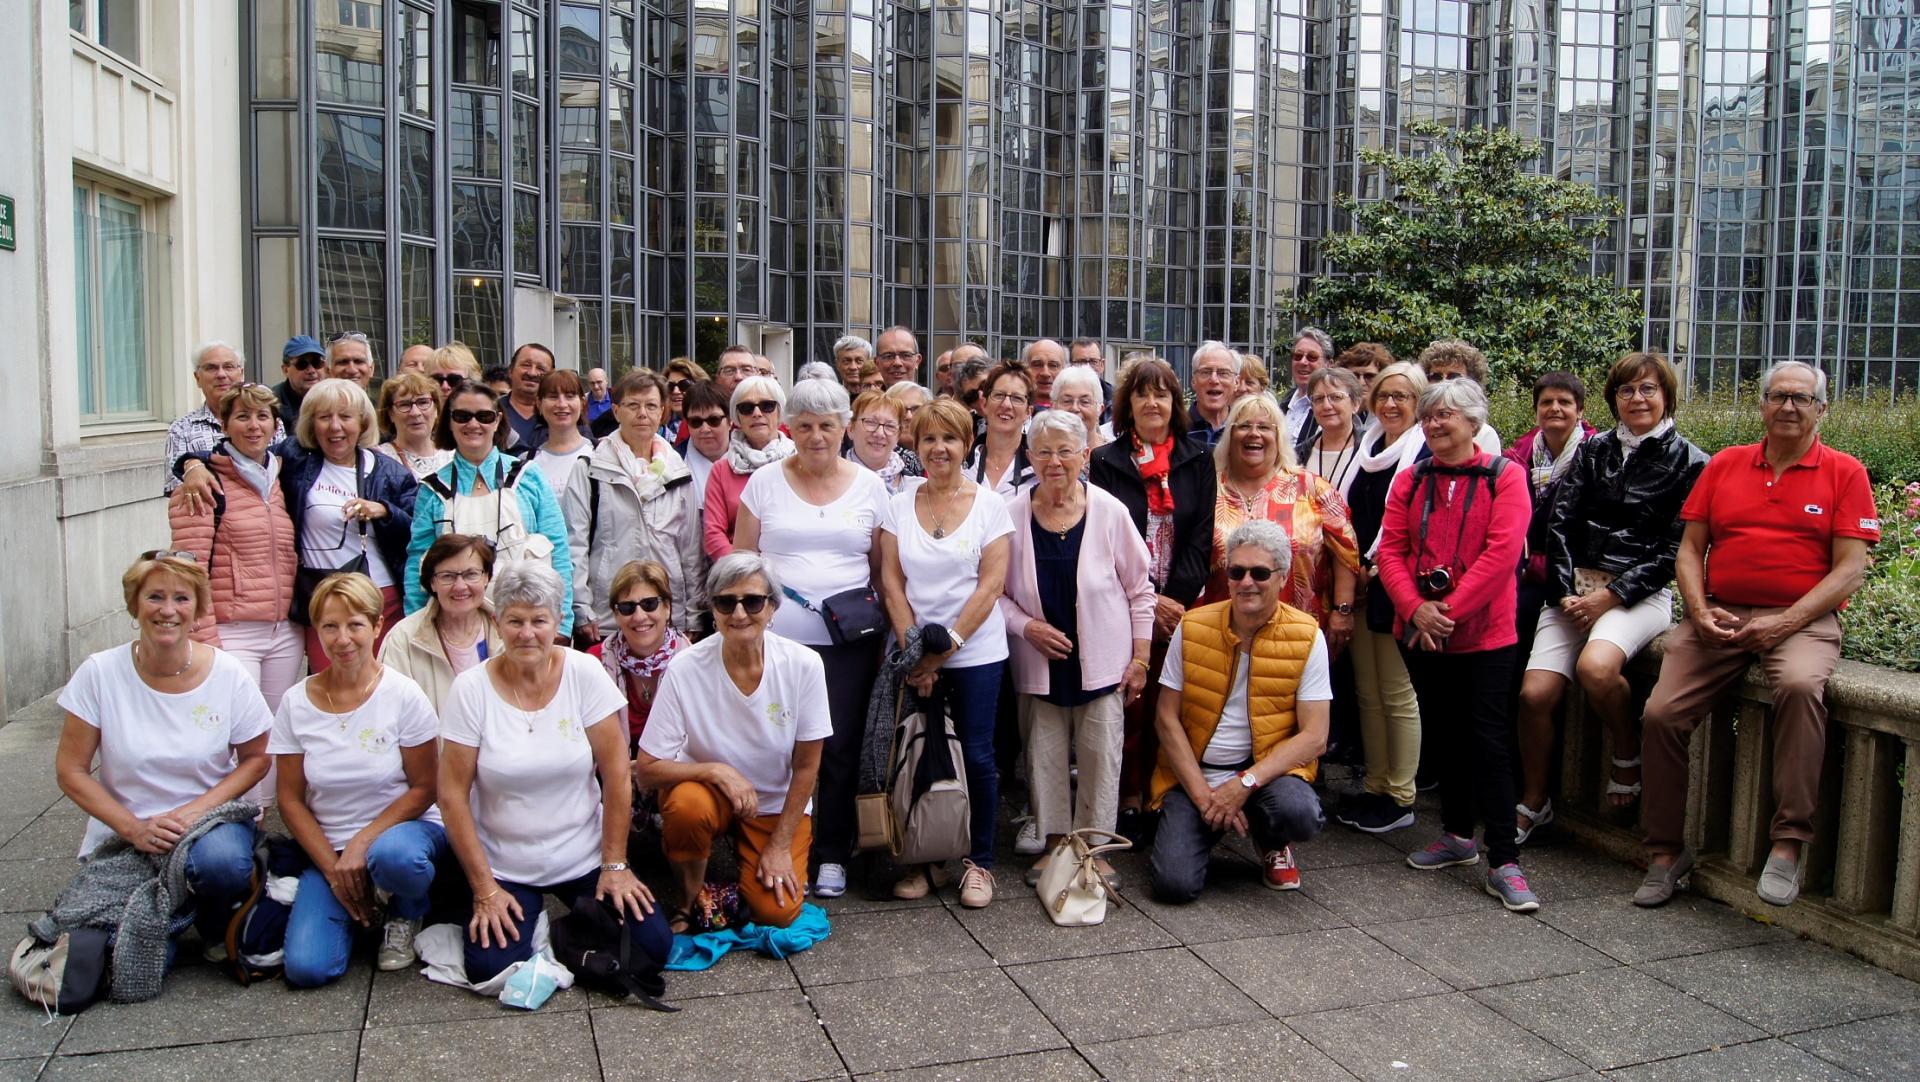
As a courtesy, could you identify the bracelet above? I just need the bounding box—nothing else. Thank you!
[1129,658,1150,672]
[475,888,500,905]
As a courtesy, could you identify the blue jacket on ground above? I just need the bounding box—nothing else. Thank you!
[405,448,573,617]
[665,903,831,972]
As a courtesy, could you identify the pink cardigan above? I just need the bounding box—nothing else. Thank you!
[702,458,754,560]
[1375,451,1532,653]
[1000,485,1157,695]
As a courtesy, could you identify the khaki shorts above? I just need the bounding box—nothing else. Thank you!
[1525,586,1672,678]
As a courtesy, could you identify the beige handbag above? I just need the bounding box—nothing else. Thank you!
[1034,829,1132,926]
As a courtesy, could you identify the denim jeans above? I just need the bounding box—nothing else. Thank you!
[1150,777,1324,904]
[463,868,674,985]
[924,660,1004,868]
[284,820,450,988]
[183,820,258,945]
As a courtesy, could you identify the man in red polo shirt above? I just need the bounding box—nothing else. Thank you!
[1633,361,1879,910]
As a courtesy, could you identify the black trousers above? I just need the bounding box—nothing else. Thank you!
[808,638,885,866]
[1399,644,1520,868]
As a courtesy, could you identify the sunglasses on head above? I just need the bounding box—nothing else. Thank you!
[290,355,327,371]
[612,596,665,616]
[325,330,369,344]
[712,593,772,615]
[736,399,779,416]
[449,408,500,425]
[684,413,727,429]
[140,549,200,563]
[1227,564,1276,582]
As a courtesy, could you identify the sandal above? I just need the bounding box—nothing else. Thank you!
[1606,757,1643,807]
[1514,800,1554,845]
[667,907,693,935]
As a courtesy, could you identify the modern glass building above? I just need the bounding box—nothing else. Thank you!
[245,0,1917,392]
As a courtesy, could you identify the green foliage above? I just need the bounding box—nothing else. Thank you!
[1291,123,1642,386]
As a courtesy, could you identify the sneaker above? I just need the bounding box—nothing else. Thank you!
[1407,833,1480,870]
[1338,793,1416,834]
[1756,852,1803,907]
[1485,863,1541,912]
[1013,815,1045,856]
[813,862,848,899]
[1263,846,1302,891]
[200,940,230,965]
[892,863,948,901]
[377,916,422,971]
[957,859,994,908]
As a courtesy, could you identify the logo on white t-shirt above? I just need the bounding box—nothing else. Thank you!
[356,727,392,755]
[764,701,792,730]
[555,716,585,742]
[191,704,221,732]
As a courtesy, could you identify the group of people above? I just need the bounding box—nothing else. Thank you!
[44,325,1879,1001]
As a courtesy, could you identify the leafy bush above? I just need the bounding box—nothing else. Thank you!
[1846,482,1920,673]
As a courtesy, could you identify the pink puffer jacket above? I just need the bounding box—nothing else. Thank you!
[168,450,298,646]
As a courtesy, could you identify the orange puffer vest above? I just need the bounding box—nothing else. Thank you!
[168,451,298,645]
[1149,599,1320,809]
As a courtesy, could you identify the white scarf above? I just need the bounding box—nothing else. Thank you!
[228,445,280,502]
[1616,418,1673,463]
[1530,427,1586,492]
[724,430,795,475]
[846,445,908,488]
[612,433,688,502]
[1357,420,1427,560]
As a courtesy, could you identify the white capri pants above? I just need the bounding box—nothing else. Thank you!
[1526,587,1672,678]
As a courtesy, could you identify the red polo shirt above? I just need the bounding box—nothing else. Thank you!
[1680,438,1880,608]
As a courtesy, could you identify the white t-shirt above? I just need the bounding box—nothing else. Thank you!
[639,632,834,816]
[881,485,1013,668]
[685,442,718,504]
[267,670,443,849]
[439,650,627,885]
[58,644,274,857]
[302,453,394,588]
[1160,625,1331,789]
[532,443,593,496]
[739,463,890,645]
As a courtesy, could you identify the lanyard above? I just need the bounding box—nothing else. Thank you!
[1415,467,1482,572]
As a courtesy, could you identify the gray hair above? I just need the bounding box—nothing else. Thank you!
[1292,326,1335,359]
[1051,365,1105,407]
[797,361,838,383]
[191,340,244,371]
[729,375,787,415]
[1417,378,1490,430]
[954,351,993,388]
[1026,408,1089,451]
[491,560,567,625]
[1761,360,1829,405]
[706,551,783,606]
[831,335,873,361]
[1306,366,1363,402]
[1223,520,1295,581]
[786,377,852,424]
[326,331,372,357]
[1193,340,1239,371]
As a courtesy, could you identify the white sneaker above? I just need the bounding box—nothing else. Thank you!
[813,862,848,898]
[377,917,422,971]
[1013,816,1045,856]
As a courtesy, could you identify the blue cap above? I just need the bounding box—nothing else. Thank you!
[283,334,325,359]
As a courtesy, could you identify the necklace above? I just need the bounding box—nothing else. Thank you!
[923,482,968,539]
[317,664,381,731]
[500,652,558,733]
[1034,491,1085,541]
[136,641,194,680]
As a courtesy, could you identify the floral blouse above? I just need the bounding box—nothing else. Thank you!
[1204,468,1362,623]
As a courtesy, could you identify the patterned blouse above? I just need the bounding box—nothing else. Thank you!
[1204,468,1362,623]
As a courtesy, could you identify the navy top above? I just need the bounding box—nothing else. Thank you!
[1033,516,1118,707]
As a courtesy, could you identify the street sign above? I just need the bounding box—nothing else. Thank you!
[0,195,14,252]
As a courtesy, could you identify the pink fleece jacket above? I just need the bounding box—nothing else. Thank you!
[999,485,1158,695]
[1375,451,1532,653]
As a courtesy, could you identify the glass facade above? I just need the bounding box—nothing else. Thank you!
[247,1,1918,390]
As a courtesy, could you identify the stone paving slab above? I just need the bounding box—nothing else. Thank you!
[1364,909,1618,990]
[595,988,843,1082]
[1599,1039,1859,1082]
[358,1011,601,1081]
[1782,1011,1920,1080]
[854,1049,1098,1082]
[1190,927,1451,1017]
[1005,947,1268,1044]
[37,1031,359,1081]
[1470,966,1765,1071]
[1286,992,1586,1082]
[1648,940,1920,1035]
[1080,1018,1357,1082]
[807,969,1067,1075]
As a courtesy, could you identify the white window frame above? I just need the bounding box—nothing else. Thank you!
[69,0,146,67]
[73,176,167,426]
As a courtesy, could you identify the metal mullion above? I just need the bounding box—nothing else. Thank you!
[384,0,403,373]
[299,0,319,342]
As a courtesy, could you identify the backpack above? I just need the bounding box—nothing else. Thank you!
[423,457,553,564]
[548,898,677,1012]
[887,695,972,866]
[223,835,309,986]
[9,928,110,1015]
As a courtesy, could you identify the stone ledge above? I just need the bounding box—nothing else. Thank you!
[1639,634,1920,738]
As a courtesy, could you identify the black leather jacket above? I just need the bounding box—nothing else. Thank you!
[1544,427,1709,606]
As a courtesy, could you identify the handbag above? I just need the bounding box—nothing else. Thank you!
[1035,828,1133,927]
[781,585,886,645]
[855,691,907,854]
[887,694,971,865]
[10,928,110,1014]
[290,452,370,626]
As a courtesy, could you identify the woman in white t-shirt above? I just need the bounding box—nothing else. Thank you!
[636,552,831,932]
[272,573,447,987]
[731,378,890,902]
[438,561,670,984]
[54,552,273,960]
[877,398,1014,908]
[528,368,595,494]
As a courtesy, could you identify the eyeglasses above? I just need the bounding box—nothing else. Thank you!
[197,361,243,375]
[617,397,662,414]
[737,399,780,415]
[430,569,487,586]
[1194,367,1237,382]
[1375,391,1415,405]
[393,397,436,414]
[858,417,899,435]
[717,364,756,379]
[290,355,328,371]
[1232,421,1278,434]
[1227,564,1276,582]
[431,372,467,389]
[877,350,917,363]
[1763,391,1819,408]
[1054,395,1099,410]
[612,597,665,616]
[988,390,1029,406]
[1029,448,1082,461]
[670,378,696,394]
[712,593,772,615]
[1424,408,1462,424]
[449,408,500,425]
[1615,383,1663,401]
[139,549,199,563]
[684,413,728,429]
[1309,393,1351,406]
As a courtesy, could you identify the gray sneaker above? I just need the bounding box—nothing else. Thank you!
[377,917,422,971]
[1485,863,1541,912]
[1406,833,1479,870]
[1756,853,1803,907]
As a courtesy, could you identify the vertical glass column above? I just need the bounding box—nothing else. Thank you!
[1196,0,1275,347]
[313,0,390,367]
[447,2,507,364]
[1072,2,1148,348]
[248,0,304,372]
[1266,0,1323,347]
[1490,0,1554,146]
[911,0,1004,357]
[1692,0,1771,394]
[1850,0,1920,394]
[1621,0,1701,359]
[793,0,885,366]
[395,2,437,354]
[1553,0,1628,289]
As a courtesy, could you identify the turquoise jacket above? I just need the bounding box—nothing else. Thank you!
[405,449,573,618]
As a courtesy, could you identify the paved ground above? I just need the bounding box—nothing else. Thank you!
[3,694,1918,1081]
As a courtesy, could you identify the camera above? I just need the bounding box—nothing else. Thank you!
[1416,565,1455,599]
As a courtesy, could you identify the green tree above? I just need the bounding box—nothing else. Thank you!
[1290,123,1642,387]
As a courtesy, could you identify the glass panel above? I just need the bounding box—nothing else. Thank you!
[610,228,635,295]
[71,1,84,32]
[512,100,537,186]
[317,0,384,107]
[736,142,759,197]
[694,77,730,133]
[398,6,431,118]
[559,79,602,147]
[561,224,602,294]
[454,2,500,86]
[693,198,727,252]
[397,123,433,236]
[253,0,298,99]
[610,86,632,153]
[513,191,540,276]
[318,238,387,369]
[315,112,385,231]
[693,137,728,193]
[450,91,503,177]
[610,159,634,224]
[609,301,634,373]
[508,9,534,93]
[693,15,728,72]
[693,257,727,311]
[559,4,602,76]
[610,14,634,82]
[451,276,504,368]
[73,186,99,415]
[253,111,299,227]
[577,300,603,369]
[96,0,139,63]
[559,152,601,220]
[97,194,149,413]
[450,182,504,271]
[399,242,434,348]
[255,237,301,372]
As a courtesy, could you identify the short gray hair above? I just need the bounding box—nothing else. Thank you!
[1761,360,1828,405]
[954,351,992,388]
[730,375,787,415]
[327,331,372,357]
[786,377,852,424]
[1027,408,1089,450]
[1224,520,1295,581]
[832,335,874,361]
[884,381,932,405]
[1306,366,1363,402]
[797,361,838,383]
[1193,340,1238,371]
[1417,378,1490,430]
[706,551,783,606]
[491,560,567,625]
[191,340,243,371]
[1292,326,1335,359]
[1051,365,1104,406]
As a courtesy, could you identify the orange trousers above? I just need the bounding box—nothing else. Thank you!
[660,780,812,928]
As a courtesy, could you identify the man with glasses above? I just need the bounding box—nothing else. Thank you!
[1635,361,1880,911]
[1022,338,1067,410]
[1069,337,1115,422]
[275,335,329,429]
[499,342,556,448]
[326,331,377,389]
[165,340,286,495]
[874,326,922,386]
[677,380,734,506]
[713,344,759,401]
[585,367,614,424]
[1279,328,1334,445]
[1187,341,1241,451]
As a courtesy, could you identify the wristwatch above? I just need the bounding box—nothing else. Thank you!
[600,861,629,872]
[947,626,967,650]
[1334,602,1355,615]
[1239,770,1260,790]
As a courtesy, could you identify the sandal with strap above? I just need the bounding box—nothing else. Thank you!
[1515,800,1554,845]
[667,907,693,936]
[1606,756,1643,805]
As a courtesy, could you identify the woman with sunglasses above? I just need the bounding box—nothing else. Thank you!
[426,342,483,396]
[636,552,830,931]
[375,371,455,480]
[660,357,706,445]
[964,361,1039,498]
[379,533,503,712]
[587,559,688,753]
[565,368,707,643]
[701,375,795,560]
[403,383,573,620]
[846,389,924,494]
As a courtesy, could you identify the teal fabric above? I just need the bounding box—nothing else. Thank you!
[404,448,573,616]
[664,902,831,971]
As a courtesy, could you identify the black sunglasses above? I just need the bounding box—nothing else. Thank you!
[289,355,327,371]
[670,378,696,394]
[736,399,780,415]
[1227,565,1276,582]
[684,414,728,429]
[712,593,772,615]
[449,408,500,425]
[432,372,467,389]
[612,597,665,616]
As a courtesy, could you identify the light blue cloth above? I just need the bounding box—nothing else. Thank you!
[404,448,573,616]
[665,903,831,971]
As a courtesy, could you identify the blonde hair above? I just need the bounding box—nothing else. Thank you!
[851,389,900,423]
[1238,354,1270,393]
[295,378,380,451]
[306,572,385,627]
[218,383,282,426]
[1368,362,1431,414]
[123,554,212,621]
[1213,392,1299,478]
[911,397,974,450]
[432,342,483,380]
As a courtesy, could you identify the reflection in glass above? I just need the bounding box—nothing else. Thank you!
[452,277,504,368]
[399,6,431,118]
[316,0,383,107]
[450,183,503,271]
[562,224,603,295]
[514,192,540,277]
[450,91,502,178]
[397,123,433,237]
[559,152,601,220]
[559,4,601,76]
[254,111,299,227]
[316,112,385,231]
[254,0,299,99]
[317,237,388,368]
[399,242,434,347]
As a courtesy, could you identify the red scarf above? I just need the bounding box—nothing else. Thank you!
[1135,435,1176,515]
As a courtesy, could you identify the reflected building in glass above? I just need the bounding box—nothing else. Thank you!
[246,1,1917,390]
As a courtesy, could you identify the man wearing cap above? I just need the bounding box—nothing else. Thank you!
[275,335,329,430]
[164,340,285,494]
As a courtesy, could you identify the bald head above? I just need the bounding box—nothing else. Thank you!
[399,344,433,374]
[1022,338,1066,405]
